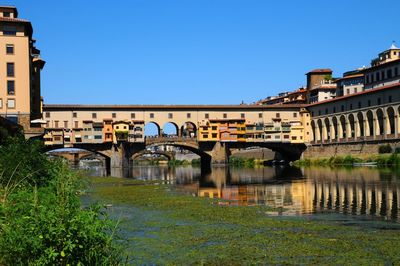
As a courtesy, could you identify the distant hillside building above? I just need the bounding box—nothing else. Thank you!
[0,6,45,137]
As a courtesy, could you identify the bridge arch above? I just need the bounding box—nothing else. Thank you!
[45,147,111,172]
[132,150,174,161]
[145,122,161,137]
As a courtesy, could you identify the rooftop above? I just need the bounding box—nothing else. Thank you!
[306,68,333,75]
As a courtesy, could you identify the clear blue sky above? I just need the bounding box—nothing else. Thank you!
[5,0,400,105]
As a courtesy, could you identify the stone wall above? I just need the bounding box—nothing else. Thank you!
[302,141,400,158]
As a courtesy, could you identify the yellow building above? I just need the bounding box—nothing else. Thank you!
[0,6,45,136]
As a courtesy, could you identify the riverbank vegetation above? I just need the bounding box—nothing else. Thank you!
[229,156,265,167]
[0,136,123,265]
[295,153,400,167]
[90,177,400,264]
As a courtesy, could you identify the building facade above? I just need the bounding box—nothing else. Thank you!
[0,6,45,136]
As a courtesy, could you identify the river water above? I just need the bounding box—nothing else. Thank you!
[80,162,400,225]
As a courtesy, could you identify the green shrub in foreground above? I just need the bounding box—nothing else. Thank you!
[0,138,124,265]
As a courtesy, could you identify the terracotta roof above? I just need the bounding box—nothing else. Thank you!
[306,69,333,75]
[0,17,29,23]
[307,82,400,107]
[334,74,364,82]
[363,58,400,72]
[43,104,306,111]
[310,84,337,90]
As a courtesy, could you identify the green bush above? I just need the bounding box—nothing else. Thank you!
[0,138,124,265]
[378,144,392,154]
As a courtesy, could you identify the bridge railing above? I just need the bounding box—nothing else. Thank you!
[145,136,198,145]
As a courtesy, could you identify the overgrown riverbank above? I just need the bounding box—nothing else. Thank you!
[295,153,400,167]
[0,137,123,265]
[89,177,400,265]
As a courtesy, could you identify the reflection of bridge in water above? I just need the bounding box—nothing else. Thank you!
[196,167,400,222]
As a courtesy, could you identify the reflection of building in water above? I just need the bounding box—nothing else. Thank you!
[198,167,400,222]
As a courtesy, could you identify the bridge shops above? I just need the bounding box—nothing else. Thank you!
[42,105,311,146]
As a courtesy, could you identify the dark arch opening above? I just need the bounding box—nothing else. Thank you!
[357,112,364,138]
[387,107,395,135]
[340,115,346,139]
[332,116,338,140]
[181,122,197,138]
[376,108,384,135]
[366,110,374,136]
[311,120,316,142]
[317,119,323,141]
[324,118,331,140]
[348,114,355,139]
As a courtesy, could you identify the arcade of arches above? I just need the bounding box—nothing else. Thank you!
[311,104,400,143]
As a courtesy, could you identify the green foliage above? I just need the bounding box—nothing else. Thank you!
[191,158,201,165]
[0,138,124,265]
[379,144,392,154]
[168,159,191,166]
[229,157,256,167]
[0,137,53,187]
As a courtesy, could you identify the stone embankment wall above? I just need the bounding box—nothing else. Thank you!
[302,141,400,158]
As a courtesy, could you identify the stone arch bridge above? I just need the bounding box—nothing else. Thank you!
[44,137,306,173]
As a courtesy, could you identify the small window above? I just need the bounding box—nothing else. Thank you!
[131,113,135,119]
[358,102,361,109]
[223,113,227,118]
[388,95,392,103]
[293,113,297,118]
[187,113,191,118]
[377,98,381,105]
[73,112,77,118]
[74,121,79,128]
[64,121,68,128]
[92,113,97,119]
[205,113,209,119]
[333,107,336,113]
[150,113,154,118]
[258,113,262,118]
[368,100,371,107]
[3,12,10,17]
[203,134,208,139]
[6,44,14,54]
[241,113,245,118]
[168,113,173,119]
[349,104,352,110]
[112,113,116,118]
[212,133,217,138]
[276,113,280,118]
[0,98,2,108]
[7,63,14,77]
[45,112,50,118]
[54,120,59,128]
[7,80,15,95]
[325,108,328,115]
